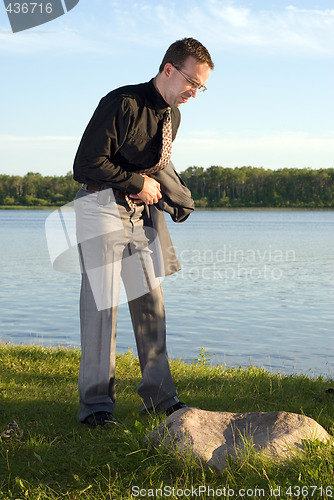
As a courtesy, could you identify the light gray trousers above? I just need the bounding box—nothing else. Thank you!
[74,187,178,422]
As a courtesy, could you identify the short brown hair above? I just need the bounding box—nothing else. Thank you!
[159,37,214,73]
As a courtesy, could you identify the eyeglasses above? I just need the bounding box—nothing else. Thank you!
[172,64,207,93]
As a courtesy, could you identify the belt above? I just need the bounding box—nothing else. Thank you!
[82,184,126,199]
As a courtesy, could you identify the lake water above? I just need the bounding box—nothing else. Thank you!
[1,209,333,377]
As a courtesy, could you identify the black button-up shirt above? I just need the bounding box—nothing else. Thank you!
[73,79,181,194]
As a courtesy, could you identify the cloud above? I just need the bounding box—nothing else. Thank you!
[1,1,333,56]
[0,131,333,176]
[0,135,79,176]
[172,130,334,170]
[119,1,334,56]
[0,135,78,142]
[205,2,334,56]
[0,22,103,54]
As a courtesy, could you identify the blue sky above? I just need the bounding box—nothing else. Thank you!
[0,0,333,176]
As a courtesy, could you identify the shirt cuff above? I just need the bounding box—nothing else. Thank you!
[125,172,145,193]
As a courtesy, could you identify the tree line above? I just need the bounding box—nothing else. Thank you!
[0,167,333,208]
[182,166,334,208]
[0,172,79,207]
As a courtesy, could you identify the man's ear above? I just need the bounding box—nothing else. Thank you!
[163,62,173,78]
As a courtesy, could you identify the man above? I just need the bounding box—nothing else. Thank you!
[73,38,214,428]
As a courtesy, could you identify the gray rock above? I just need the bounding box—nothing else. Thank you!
[144,409,332,472]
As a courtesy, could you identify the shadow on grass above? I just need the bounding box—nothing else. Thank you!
[0,398,150,499]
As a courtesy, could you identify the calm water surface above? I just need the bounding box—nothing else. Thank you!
[1,209,333,377]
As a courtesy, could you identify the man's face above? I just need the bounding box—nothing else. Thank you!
[163,56,211,107]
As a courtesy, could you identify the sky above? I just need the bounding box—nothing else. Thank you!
[0,0,333,177]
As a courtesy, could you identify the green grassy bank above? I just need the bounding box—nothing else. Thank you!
[0,344,333,499]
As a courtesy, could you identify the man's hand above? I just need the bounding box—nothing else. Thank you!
[129,175,162,205]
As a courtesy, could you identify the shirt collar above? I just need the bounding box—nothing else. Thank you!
[146,78,170,115]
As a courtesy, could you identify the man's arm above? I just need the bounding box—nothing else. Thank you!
[73,96,145,194]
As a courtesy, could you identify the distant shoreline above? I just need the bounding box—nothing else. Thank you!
[1,168,333,208]
[0,205,56,210]
[1,205,333,211]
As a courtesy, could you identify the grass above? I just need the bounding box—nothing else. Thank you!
[0,343,333,499]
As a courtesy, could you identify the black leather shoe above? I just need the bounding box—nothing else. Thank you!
[165,401,190,416]
[141,401,197,416]
[83,411,118,429]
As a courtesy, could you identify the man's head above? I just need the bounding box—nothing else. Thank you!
[155,38,214,108]
[159,38,214,74]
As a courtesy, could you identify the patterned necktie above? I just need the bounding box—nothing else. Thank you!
[139,107,172,175]
[125,107,172,208]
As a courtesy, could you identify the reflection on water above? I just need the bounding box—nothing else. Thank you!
[1,209,333,376]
